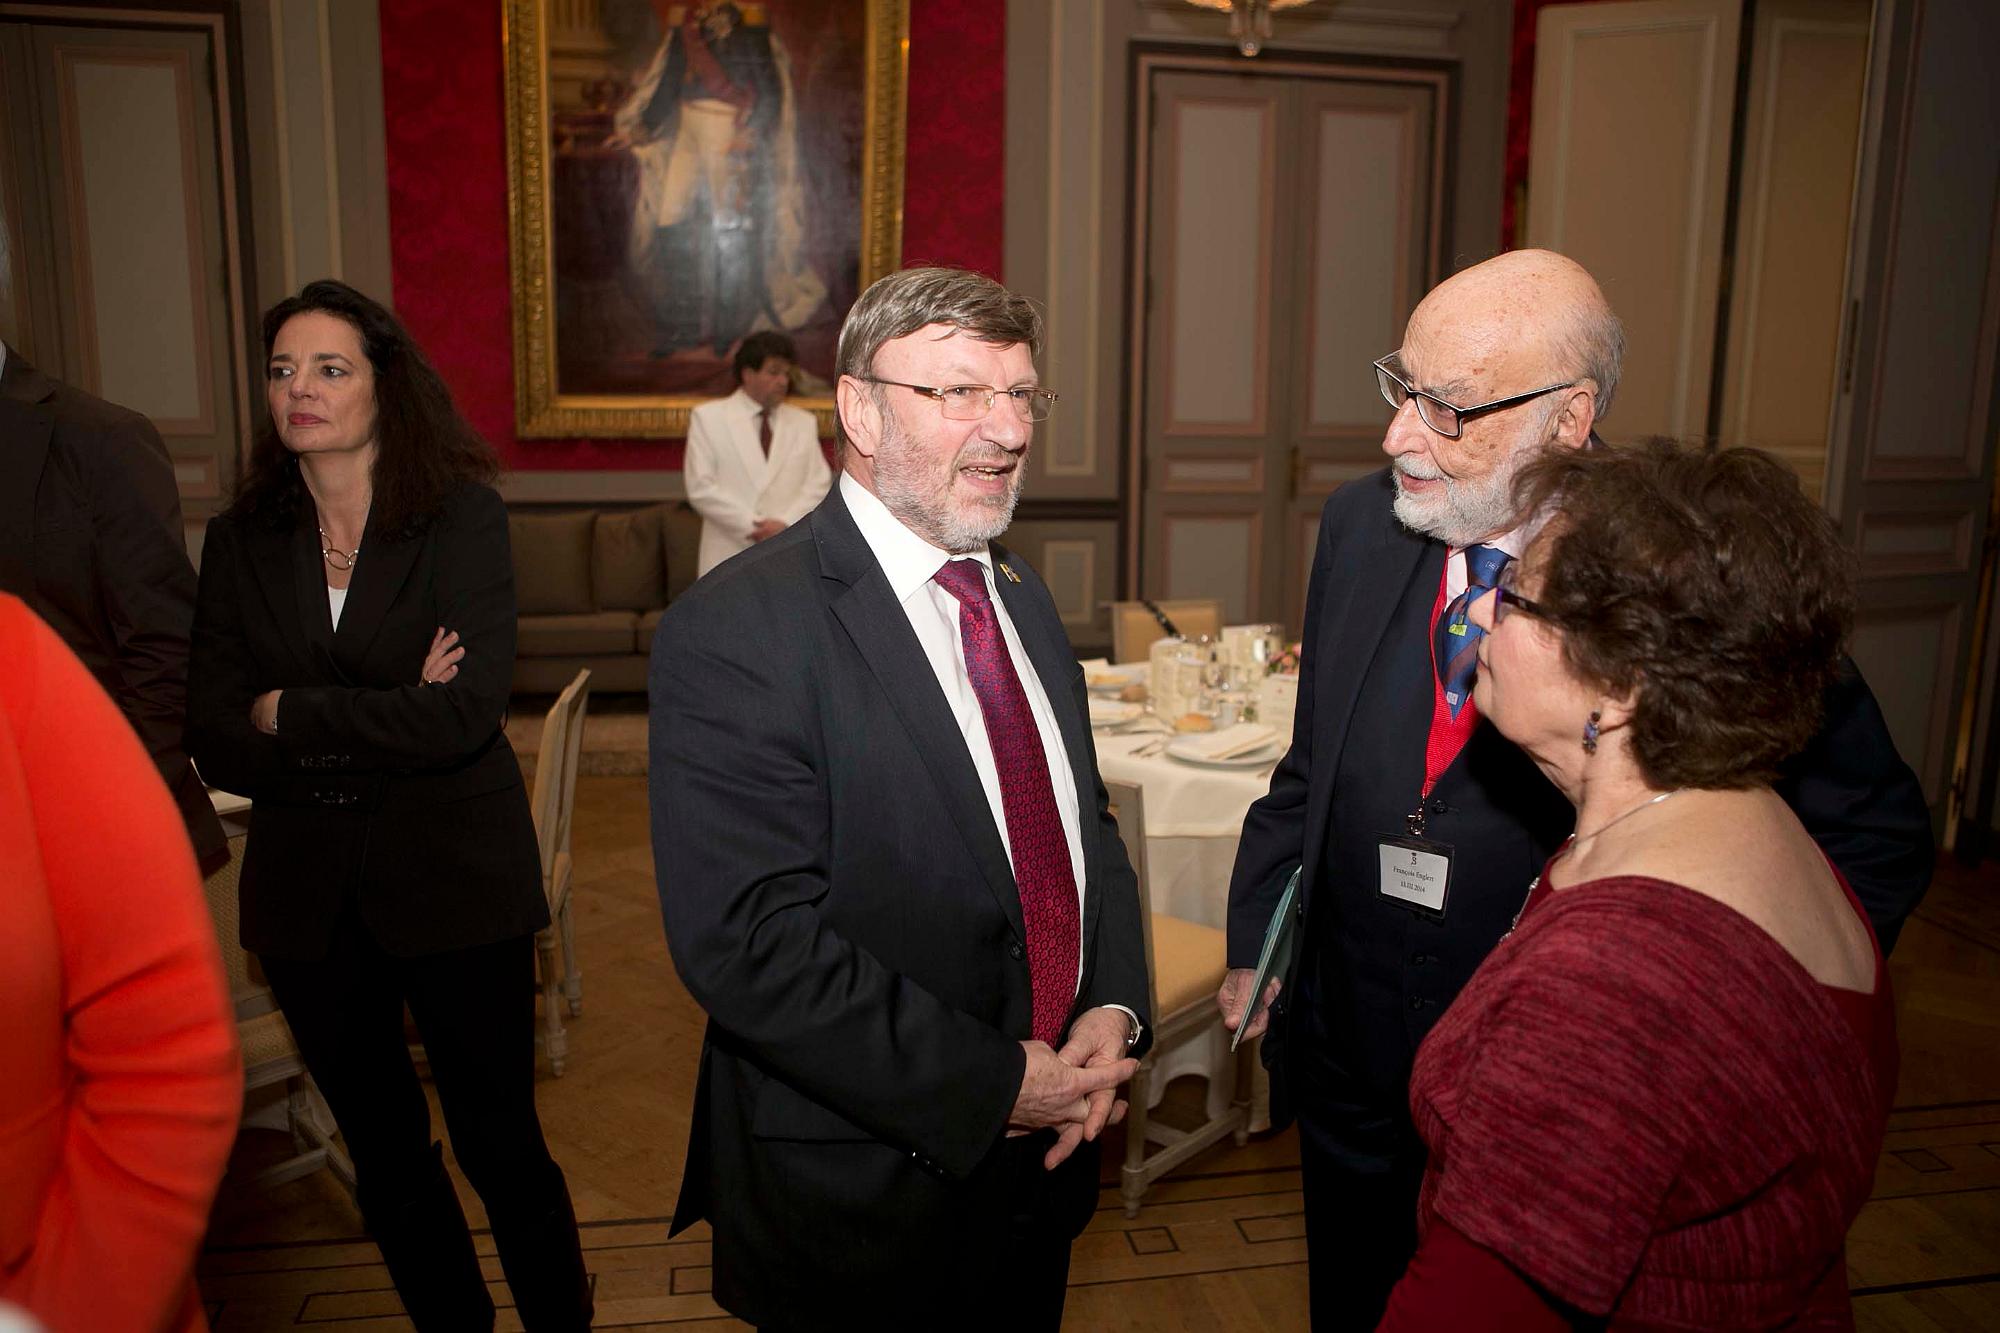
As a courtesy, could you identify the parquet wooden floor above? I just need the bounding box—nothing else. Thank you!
[196,776,2000,1330]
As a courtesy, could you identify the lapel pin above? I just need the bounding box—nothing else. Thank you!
[998,562,1021,584]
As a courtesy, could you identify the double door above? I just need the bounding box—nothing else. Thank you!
[1131,58,1450,628]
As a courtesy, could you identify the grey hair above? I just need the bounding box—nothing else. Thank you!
[1559,301,1626,421]
[834,267,1044,452]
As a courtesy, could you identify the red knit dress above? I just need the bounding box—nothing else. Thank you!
[1393,871,1896,1330]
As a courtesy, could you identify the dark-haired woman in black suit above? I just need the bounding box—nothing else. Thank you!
[188,280,591,1331]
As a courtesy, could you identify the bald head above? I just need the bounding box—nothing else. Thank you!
[1406,249,1624,419]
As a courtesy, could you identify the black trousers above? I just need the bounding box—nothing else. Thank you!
[1290,968,1428,1333]
[262,918,593,1332]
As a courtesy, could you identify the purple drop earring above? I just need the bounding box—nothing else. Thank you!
[1582,710,1601,754]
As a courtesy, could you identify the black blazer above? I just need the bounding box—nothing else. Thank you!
[649,488,1150,1327]
[186,481,545,961]
[0,348,226,872]
[1229,468,1934,1118]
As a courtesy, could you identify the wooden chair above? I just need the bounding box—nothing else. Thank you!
[201,821,355,1195]
[1108,598,1223,663]
[530,669,592,1076]
[1106,780,1250,1217]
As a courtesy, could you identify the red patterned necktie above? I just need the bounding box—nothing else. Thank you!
[932,558,1080,1046]
[757,407,772,458]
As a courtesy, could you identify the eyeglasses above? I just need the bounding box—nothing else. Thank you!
[859,377,1059,423]
[1373,354,1575,440]
[1488,560,1550,624]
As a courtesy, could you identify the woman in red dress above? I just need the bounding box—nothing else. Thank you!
[1379,441,1897,1330]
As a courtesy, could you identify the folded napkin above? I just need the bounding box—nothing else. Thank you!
[1174,722,1276,760]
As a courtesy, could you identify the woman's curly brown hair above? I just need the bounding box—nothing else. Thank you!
[228,280,498,538]
[1511,439,1853,789]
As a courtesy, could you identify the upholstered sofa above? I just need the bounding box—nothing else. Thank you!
[507,502,702,693]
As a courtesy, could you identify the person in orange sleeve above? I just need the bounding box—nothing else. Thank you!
[0,593,241,1332]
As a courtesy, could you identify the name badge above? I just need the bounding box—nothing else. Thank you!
[1377,833,1452,916]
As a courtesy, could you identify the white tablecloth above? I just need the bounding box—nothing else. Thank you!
[1094,723,1278,1130]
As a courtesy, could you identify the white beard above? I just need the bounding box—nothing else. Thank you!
[871,406,1022,553]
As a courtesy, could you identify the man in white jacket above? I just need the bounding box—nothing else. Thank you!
[684,330,832,576]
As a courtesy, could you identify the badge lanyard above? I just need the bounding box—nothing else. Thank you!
[1378,563,1476,917]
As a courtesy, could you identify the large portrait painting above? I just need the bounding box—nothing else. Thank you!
[503,0,907,437]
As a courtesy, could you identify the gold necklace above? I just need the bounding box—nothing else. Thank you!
[319,528,360,571]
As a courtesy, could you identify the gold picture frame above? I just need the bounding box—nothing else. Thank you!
[502,0,908,438]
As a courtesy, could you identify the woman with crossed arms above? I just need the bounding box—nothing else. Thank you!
[188,280,591,1331]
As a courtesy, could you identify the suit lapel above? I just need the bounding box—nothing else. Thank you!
[0,362,54,595]
[812,493,1027,941]
[333,506,421,666]
[734,396,772,496]
[0,390,52,596]
[1301,493,1437,902]
[229,513,321,679]
[288,515,339,673]
[989,545,1104,946]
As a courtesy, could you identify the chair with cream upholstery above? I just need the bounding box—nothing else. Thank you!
[201,816,355,1194]
[1107,779,1250,1216]
[530,669,591,1076]
[1107,598,1223,663]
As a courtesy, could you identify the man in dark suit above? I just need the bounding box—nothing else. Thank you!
[0,342,226,872]
[1221,249,1933,1330]
[650,267,1149,1329]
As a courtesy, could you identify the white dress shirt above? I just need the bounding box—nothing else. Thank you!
[839,473,1091,984]
[1444,524,1529,601]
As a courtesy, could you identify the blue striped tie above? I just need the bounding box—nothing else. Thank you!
[1433,544,1512,719]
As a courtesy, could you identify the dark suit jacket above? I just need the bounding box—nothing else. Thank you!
[1229,467,1934,1122]
[649,488,1151,1327]
[185,482,545,960]
[0,348,225,872]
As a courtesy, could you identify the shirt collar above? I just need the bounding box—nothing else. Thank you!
[1453,523,1529,563]
[838,472,992,605]
[729,387,769,417]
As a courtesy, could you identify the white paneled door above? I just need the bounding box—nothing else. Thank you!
[1132,57,1449,629]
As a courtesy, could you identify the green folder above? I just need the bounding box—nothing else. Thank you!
[1231,865,1302,1051]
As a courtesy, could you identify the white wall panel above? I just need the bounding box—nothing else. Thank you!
[65,53,206,425]
[1167,101,1269,429]
[1309,108,1409,427]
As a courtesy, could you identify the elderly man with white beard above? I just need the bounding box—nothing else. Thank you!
[1218,249,1933,1330]
[648,267,1151,1330]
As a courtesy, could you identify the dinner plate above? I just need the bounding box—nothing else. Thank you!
[1084,664,1148,696]
[1164,736,1284,768]
[1088,699,1145,728]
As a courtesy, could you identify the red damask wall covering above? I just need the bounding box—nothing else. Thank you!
[380,0,1005,472]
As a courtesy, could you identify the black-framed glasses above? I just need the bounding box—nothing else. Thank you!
[1489,561,1550,624]
[859,377,1059,423]
[1373,354,1575,440]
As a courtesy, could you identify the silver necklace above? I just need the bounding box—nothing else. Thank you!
[1503,789,1685,940]
[319,527,360,572]
[1574,787,1684,845]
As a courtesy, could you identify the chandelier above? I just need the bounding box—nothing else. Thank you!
[1183,0,1318,57]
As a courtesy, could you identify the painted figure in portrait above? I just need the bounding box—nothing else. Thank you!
[532,0,883,413]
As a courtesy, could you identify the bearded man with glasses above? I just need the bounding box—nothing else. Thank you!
[649,267,1148,1330]
[1219,248,1932,1330]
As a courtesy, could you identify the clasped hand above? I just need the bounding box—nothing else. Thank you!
[1008,1007,1140,1171]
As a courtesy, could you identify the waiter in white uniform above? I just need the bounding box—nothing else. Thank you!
[684,330,832,576]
